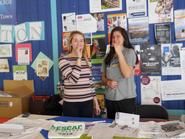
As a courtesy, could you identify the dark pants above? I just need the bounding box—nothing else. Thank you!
[63,100,93,117]
[106,98,136,119]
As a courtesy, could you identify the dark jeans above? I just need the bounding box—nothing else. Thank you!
[63,100,93,117]
[106,98,136,119]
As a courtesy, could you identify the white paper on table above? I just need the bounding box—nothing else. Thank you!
[0,127,42,139]
[88,123,138,139]
[138,121,162,138]
[115,112,140,128]
[7,117,55,130]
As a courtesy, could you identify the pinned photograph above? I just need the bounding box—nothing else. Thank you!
[62,13,76,32]
[0,59,9,72]
[89,0,122,13]
[92,13,105,31]
[36,59,49,77]
[0,44,12,57]
[174,9,185,41]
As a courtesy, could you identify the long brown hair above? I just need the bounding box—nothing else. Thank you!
[105,27,139,66]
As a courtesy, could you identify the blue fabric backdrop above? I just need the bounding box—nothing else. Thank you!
[0,0,184,110]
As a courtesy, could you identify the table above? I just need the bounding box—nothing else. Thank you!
[16,114,113,139]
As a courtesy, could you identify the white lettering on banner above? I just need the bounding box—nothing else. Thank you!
[30,27,41,40]
[0,14,13,19]
[0,25,13,43]
[0,21,44,43]
[29,22,44,40]
[16,28,28,42]
[0,0,12,5]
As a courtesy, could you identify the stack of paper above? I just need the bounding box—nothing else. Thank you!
[88,123,138,139]
[0,124,24,135]
[0,90,13,97]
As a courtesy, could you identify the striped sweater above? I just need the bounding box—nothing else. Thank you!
[59,57,95,102]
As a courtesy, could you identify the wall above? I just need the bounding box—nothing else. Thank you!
[0,0,184,113]
[56,0,185,113]
[0,0,54,95]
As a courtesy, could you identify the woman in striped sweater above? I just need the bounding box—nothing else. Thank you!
[59,31,100,117]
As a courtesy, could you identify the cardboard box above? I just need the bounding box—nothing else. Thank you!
[0,80,34,118]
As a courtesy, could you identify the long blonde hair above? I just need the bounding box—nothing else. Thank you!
[68,31,87,57]
[68,31,91,67]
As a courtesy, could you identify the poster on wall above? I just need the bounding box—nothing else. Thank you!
[62,13,76,32]
[0,44,12,57]
[84,33,92,45]
[126,0,147,18]
[174,9,185,42]
[31,52,53,72]
[0,58,9,72]
[107,13,127,33]
[161,80,185,101]
[0,0,16,24]
[85,44,91,59]
[62,32,70,53]
[148,0,173,24]
[134,45,141,75]
[107,13,127,42]
[36,59,49,77]
[180,48,185,81]
[128,17,149,45]
[16,43,32,63]
[89,0,122,13]
[161,43,182,76]
[91,13,105,32]
[76,14,97,33]
[91,57,103,83]
[91,64,102,83]
[141,76,161,105]
[13,65,27,80]
[91,34,106,59]
[155,23,171,44]
[17,48,30,65]
[140,44,161,75]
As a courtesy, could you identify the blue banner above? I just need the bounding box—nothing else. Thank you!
[0,0,16,24]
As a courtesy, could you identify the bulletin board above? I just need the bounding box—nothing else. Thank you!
[56,0,185,111]
[0,0,184,112]
[0,0,54,95]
